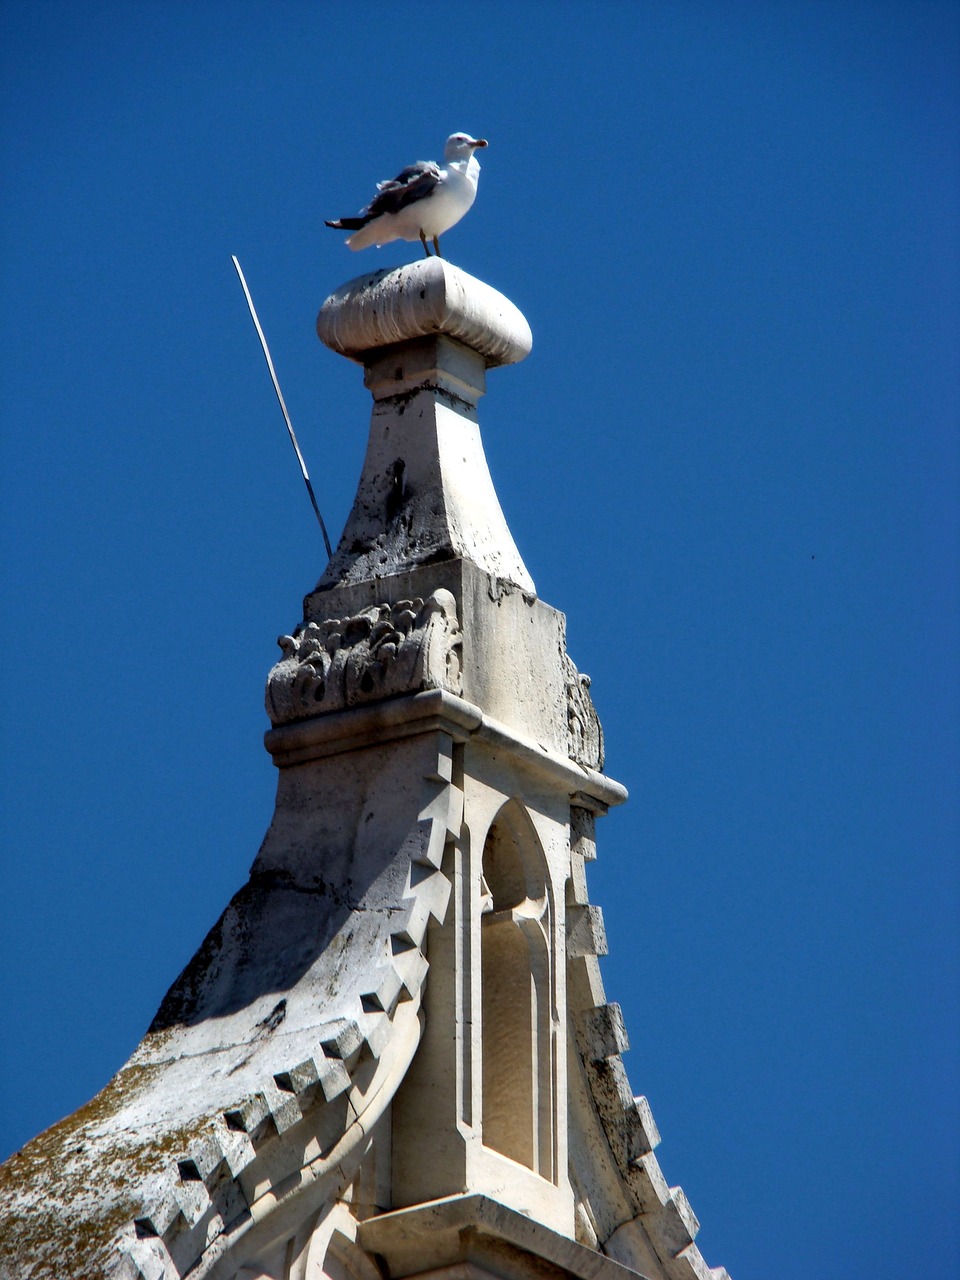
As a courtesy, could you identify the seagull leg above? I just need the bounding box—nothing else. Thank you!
[433,235,442,258]
[419,229,432,258]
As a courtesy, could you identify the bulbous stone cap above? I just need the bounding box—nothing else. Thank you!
[317,258,533,367]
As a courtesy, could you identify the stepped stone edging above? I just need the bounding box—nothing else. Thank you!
[567,813,730,1280]
[112,787,460,1280]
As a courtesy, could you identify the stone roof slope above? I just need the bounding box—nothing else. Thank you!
[0,731,458,1279]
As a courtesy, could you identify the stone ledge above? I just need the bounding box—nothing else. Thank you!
[358,1195,653,1280]
[317,258,533,368]
[263,687,628,810]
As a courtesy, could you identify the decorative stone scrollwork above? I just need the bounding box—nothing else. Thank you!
[266,589,463,725]
[564,653,604,770]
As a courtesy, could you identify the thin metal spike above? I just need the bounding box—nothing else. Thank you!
[231,255,333,559]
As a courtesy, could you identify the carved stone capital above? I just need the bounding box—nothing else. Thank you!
[266,589,463,726]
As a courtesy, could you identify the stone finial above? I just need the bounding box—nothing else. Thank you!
[313,259,536,592]
[317,258,532,369]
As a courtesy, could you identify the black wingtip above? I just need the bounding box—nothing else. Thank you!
[326,216,367,231]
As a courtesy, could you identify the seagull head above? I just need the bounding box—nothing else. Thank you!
[443,132,488,162]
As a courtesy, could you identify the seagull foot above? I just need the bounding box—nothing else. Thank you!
[419,230,432,258]
[433,235,442,258]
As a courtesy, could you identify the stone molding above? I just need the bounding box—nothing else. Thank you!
[263,687,629,812]
[358,1194,649,1280]
[266,589,463,726]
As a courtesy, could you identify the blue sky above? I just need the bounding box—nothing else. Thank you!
[1,3,957,1277]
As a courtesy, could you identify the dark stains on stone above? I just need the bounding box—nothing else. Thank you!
[375,384,477,417]
[255,998,287,1034]
[376,388,420,411]
[415,545,457,567]
[385,458,406,523]
[148,870,355,1031]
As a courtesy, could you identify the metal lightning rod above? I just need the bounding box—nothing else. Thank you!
[231,255,333,559]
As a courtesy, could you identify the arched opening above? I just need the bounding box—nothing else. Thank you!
[480,802,554,1179]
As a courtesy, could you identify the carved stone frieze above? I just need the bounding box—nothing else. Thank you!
[266,589,463,725]
[564,653,604,770]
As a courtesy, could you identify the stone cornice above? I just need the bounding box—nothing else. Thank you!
[263,687,628,812]
[358,1194,649,1280]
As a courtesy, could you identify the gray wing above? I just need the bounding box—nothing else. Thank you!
[363,161,442,218]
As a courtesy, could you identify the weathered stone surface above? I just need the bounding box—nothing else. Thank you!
[316,343,536,593]
[266,589,463,725]
[566,904,609,959]
[358,1195,646,1280]
[576,1003,629,1061]
[300,560,600,765]
[565,652,605,769]
[317,258,532,368]
[0,731,453,1279]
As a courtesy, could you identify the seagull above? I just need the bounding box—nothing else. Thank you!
[325,132,488,257]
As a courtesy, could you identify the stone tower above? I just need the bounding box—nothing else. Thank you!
[0,262,729,1280]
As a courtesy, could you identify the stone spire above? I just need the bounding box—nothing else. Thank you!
[0,262,730,1280]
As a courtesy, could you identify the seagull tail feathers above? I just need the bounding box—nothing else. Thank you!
[343,221,387,251]
[325,217,368,231]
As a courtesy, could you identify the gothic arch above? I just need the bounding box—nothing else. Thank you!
[479,800,556,1181]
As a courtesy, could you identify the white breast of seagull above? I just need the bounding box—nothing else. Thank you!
[388,155,479,240]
